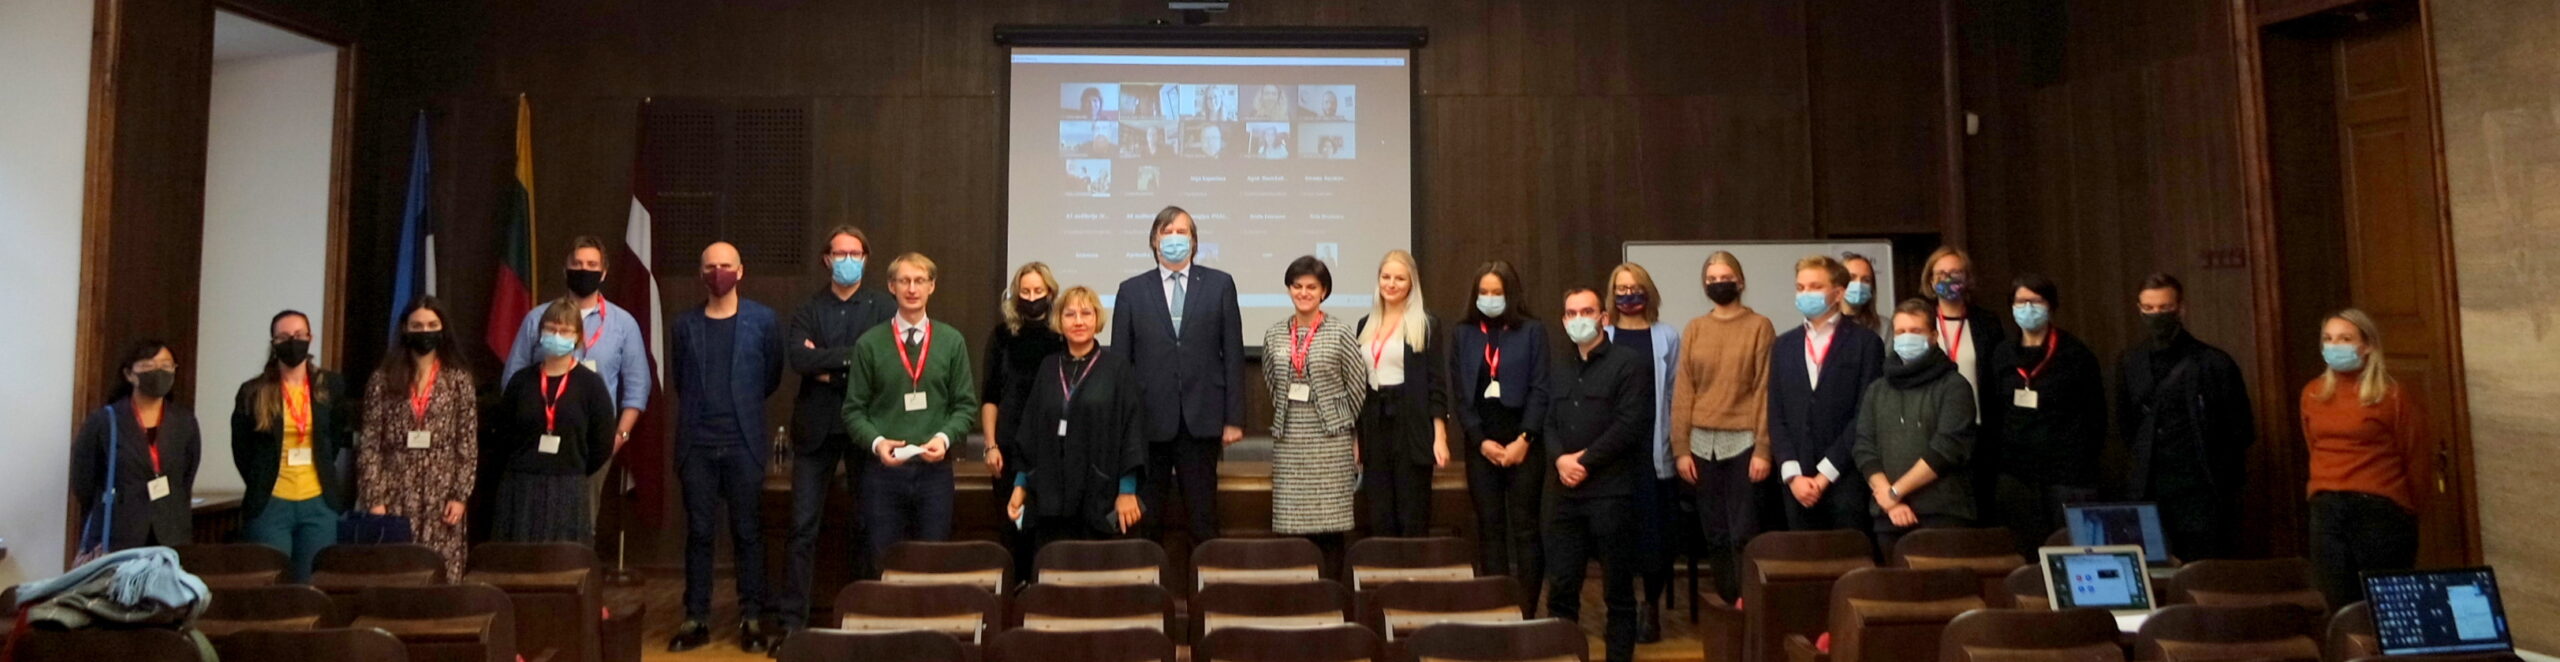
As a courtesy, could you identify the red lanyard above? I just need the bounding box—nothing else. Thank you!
[410,359,440,423]
[1369,333,1393,371]
[1936,312,1968,362]
[585,303,608,350]
[137,409,161,475]
[1806,322,1834,373]
[283,377,312,435]
[1290,313,1326,378]
[1479,322,1501,379]
[2015,330,2062,388]
[539,372,571,434]
[895,321,934,389]
[1058,351,1103,400]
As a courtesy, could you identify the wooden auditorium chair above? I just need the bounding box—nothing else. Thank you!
[1697,529,1877,662]
[2167,559,2328,614]
[1189,579,1351,643]
[173,542,292,588]
[1894,527,2029,607]
[309,543,446,624]
[1033,539,1169,588]
[2006,565,2052,610]
[348,583,521,662]
[772,629,969,662]
[2324,601,2378,662]
[985,627,1175,662]
[1195,623,1382,662]
[1342,536,1476,591]
[1012,582,1176,634]
[1936,608,2127,662]
[830,580,1003,657]
[881,540,1014,594]
[213,627,412,662]
[198,584,333,640]
[2133,604,2326,662]
[1193,537,1326,588]
[463,542,601,662]
[1405,619,1590,662]
[1782,567,1986,662]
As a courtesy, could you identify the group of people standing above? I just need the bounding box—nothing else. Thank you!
[65,205,2430,662]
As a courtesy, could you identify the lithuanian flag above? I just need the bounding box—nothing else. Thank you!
[484,94,537,357]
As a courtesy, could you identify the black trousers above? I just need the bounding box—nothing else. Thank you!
[1996,474,2100,560]
[1781,472,1875,536]
[1547,494,1638,662]
[680,444,769,621]
[1692,453,1760,600]
[2310,490,2417,608]
[1141,435,1223,544]
[2154,484,2241,561]
[778,434,862,629]
[1632,473,1681,603]
[1465,448,1544,614]
[1363,457,1435,538]
[993,465,1035,590]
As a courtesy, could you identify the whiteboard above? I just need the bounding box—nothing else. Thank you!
[1621,240,1896,334]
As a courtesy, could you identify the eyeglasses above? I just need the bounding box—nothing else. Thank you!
[826,252,866,260]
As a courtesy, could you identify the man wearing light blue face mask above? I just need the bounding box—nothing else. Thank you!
[1113,205,1246,551]
[1769,255,1886,537]
[1852,298,1979,556]
[776,225,895,637]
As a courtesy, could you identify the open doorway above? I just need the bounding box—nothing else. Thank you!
[2256,0,2478,567]
[193,9,347,499]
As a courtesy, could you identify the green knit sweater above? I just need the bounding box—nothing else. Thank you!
[841,319,978,449]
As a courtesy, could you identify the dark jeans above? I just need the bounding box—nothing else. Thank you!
[1632,473,1681,603]
[2310,490,2417,608]
[1996,474,2100,559]
[2154,484,2241,561]
[1692,453,1760,600]
[1362,457,1434,538]
[778,435,863,629]
[1873,513,1974,560]
[1141,436,1223,543]
[994,465,1034,588]
[680,444,770,621]
[1781,473,1875,537]
[863,463,956,565]
[1546,495,1638,662]
[1465,448,1544,614]
[244,497,337,584]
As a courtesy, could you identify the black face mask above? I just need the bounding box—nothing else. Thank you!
[1018,297,1050,320]
[2144,312,2183,345]
[403,330,445,355]
[273,338,311,368]
[565,268,605,297]
[135,369,175,398]
[1705,282,1742,306]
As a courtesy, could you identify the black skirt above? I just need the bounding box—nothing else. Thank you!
[489,472,590,543]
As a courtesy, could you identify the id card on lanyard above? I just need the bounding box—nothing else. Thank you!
[1288,313,1324,402]
[2013,330,2060,410]
[1056,353,1101,437]
[284,378,315,467]
[538,372,569,454]
[1479,322,1503,399]
[897,322,934,412]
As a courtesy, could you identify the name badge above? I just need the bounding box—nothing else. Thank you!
[407,430,433,449]
[1288,383,1313,402]
[1057,420,1069,437]
[287,448,314,467]
[905,392,929,412]
[2013,388,2039,410]
[1483,381,1503,399]
[581,359,599,373]
[539,434,562,454]
[147,476,171,501]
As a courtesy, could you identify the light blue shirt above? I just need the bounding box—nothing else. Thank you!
[504,299,653,412]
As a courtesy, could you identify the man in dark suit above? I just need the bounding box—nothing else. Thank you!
[1111,205,1245,547]
[2115,272,2253,561]
[1769,255,1888,535]
[777,226,895,639]
[666,241,787,653]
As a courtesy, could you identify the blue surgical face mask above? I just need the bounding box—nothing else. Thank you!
[830,256,864,286]
[1893,333,1931,362]
[539,332,578,359]
[2322,343,2364,372]
[1795,291,1832,320]
[1845,281,1874,306]
[1564,317,1601,344]
[1157,234,1193,264]
[2013,302,2051,333]
[1475,295,1507,319]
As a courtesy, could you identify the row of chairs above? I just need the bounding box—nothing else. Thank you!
[170,541,615,662]
[878,536,1475,594]
[780,619,1591,662]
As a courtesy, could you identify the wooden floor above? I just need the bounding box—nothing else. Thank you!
[615,567,1716,662]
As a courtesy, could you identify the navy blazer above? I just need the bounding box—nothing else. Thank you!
[670,298,786,465]
[1768,320,1888,480]
[1111,265,1246,442]
[1450,319,1550,443]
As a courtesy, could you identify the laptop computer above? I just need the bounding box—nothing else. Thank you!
[2063,502,2172,570]
[2039,545,2157,633]
[2364,567,2514,656]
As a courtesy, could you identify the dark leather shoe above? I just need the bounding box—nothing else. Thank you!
[767,628,803,659]
[741,617,772,653]
[1638,601,1663,644]
[667,620,711,652]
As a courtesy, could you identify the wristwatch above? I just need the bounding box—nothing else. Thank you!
[1887,485,1902,499]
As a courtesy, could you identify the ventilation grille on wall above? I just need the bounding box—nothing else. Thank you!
[644,98,811,271]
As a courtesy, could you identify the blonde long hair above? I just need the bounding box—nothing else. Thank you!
[2316,308,2393,407]
[1362,250,1430,351]
[1001,262,1061,334]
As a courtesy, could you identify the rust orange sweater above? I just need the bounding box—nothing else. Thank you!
[2299,375,2424,511]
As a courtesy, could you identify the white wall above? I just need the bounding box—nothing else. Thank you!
[196,31,340,495]
[0,0,97,584]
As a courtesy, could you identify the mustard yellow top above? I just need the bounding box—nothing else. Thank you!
[273,379,323,501]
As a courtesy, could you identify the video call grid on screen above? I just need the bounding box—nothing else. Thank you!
[1008,48,1415,346]
[2366,568,2512,656]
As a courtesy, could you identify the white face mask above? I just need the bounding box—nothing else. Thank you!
[1564,317,1601,344]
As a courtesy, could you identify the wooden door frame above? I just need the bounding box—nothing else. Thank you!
[2231,0,2481,563]
[211,0,360,371]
